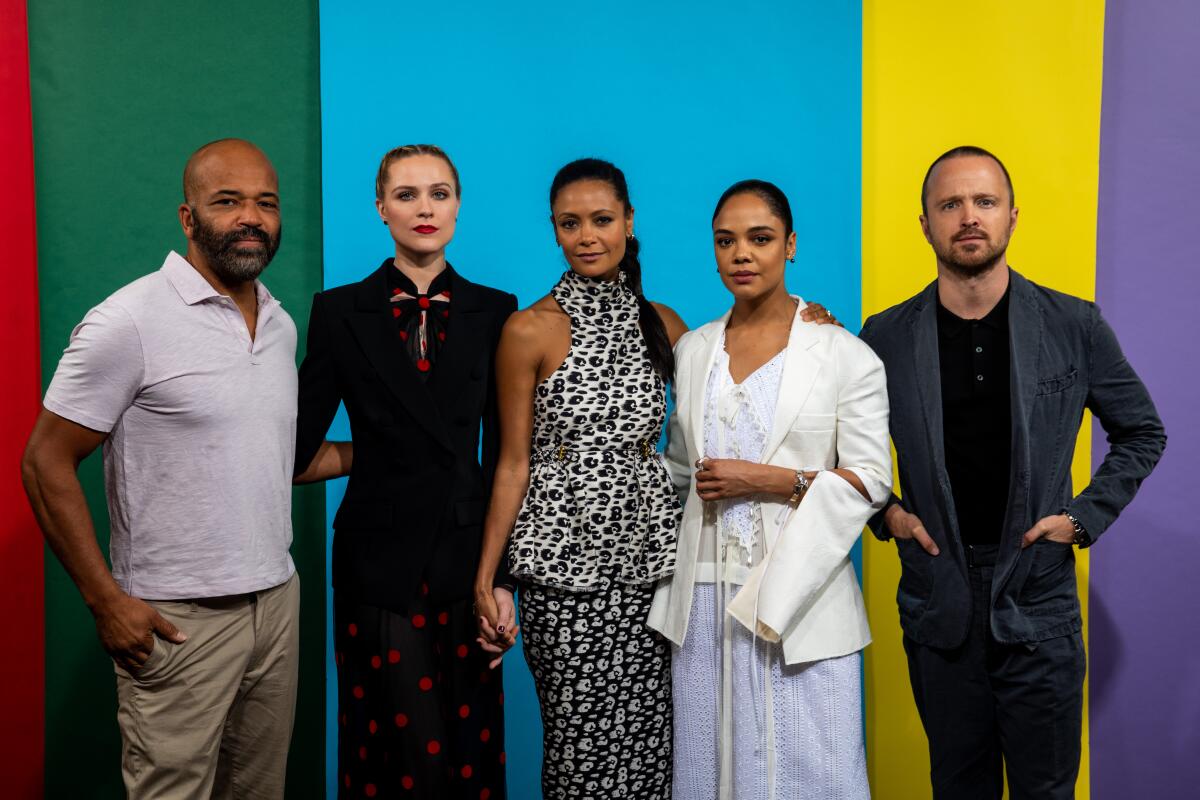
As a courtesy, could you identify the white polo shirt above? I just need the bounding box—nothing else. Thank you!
[44,251,297,599]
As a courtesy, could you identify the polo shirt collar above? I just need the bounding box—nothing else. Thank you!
[161,250,277,309]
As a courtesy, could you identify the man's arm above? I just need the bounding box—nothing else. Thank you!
[866,493,902,540]
[1068,305,1167,544]
[857,314,940,554]
[858,315,899,540]
[21,410,185,671]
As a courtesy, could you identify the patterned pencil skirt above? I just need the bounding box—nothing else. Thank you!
[519,581,673,800]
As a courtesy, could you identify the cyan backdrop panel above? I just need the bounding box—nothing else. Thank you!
[319,2,861,796]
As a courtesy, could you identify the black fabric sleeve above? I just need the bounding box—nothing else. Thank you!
[1067,304,1167,544]
[867,493,903,541]
[858,314,901,541]
[294,292,344,477]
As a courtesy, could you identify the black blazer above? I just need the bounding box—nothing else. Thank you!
[861,270,1165,648]
[295,263,517,614]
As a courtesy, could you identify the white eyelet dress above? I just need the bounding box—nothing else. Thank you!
[508,269,683,800]
[671,332,869,800]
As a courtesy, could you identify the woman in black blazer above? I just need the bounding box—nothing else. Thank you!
[295,145,517,800]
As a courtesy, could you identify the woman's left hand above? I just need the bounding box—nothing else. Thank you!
[695,458,767,501]
[476,587,519,670]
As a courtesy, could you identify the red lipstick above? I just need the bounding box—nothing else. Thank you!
[413,225,438,234]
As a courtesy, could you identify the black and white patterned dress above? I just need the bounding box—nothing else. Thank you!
[509,269,682,799]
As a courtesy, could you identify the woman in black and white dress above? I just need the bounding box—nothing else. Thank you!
[472,158,687,799]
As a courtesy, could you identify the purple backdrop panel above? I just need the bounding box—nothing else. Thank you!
[1091,1,1200,797]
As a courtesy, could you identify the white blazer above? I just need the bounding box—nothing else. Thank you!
[647,299,892,665]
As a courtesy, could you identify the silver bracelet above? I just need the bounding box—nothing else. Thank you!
[788,470,810,504]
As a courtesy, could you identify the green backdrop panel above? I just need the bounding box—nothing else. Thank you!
[27,2,325,795]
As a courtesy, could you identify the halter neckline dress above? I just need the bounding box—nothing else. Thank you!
[509,269,682,800]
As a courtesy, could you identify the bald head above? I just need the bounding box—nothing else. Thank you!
[178,138,282,286]
[183,138,277,206]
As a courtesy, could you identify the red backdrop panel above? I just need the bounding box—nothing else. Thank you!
[0,0,44,794]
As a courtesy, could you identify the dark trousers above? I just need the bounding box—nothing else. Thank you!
[903,545,1086,800]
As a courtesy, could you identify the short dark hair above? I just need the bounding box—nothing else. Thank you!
[712,179,794,237]
[920,145,1014,215]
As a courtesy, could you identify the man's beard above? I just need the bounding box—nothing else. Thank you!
[191,209,281,284]
[933,232,1008,279]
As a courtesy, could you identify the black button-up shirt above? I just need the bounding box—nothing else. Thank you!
[937,288,1012,545]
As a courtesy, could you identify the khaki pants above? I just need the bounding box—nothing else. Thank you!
[115,573,300,799]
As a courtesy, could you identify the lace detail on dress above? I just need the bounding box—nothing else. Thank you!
[701,334,786,566]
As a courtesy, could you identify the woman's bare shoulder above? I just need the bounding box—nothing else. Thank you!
[503,295,568,342]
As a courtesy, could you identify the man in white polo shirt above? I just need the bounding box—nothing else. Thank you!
[22,139,300,798]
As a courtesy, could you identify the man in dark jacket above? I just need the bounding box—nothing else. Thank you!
[860,146,1165,800]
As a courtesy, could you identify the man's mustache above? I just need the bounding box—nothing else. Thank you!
[219,226,271,249]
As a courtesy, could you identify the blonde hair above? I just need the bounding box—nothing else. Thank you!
[375,144,461,199]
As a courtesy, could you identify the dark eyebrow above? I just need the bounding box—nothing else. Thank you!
[392,183,453,192]
[212,189,278,200]
[712,225,777,235]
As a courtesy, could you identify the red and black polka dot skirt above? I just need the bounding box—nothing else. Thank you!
[334,586,506,799]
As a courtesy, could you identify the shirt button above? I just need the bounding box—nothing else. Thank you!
[976,374,984,381]
[975,346,983,353]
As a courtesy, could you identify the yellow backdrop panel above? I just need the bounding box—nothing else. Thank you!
[861,2,1105,797]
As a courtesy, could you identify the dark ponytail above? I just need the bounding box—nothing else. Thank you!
[618,232,675,381]
[549,158,675,380]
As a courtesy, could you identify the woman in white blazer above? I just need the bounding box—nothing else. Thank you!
[647,180,892,800]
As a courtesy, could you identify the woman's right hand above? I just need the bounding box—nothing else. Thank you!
[475,585,518,669]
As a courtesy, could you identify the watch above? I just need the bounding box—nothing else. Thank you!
[1065,512,1090,547]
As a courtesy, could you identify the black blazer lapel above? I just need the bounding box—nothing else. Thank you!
[347,265,453,452]
[430,269,489,411]
[999,269,1043,560]
[910,280,962,546]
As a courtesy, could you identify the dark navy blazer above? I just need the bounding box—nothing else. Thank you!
[862,269,1166,648]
